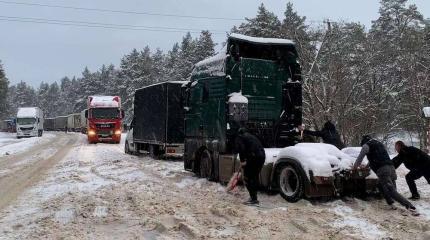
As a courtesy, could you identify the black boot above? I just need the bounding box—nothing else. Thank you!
[243,198,259,205]
[408,195,420,200]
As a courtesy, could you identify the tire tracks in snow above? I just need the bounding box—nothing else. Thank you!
[0,134,78,211]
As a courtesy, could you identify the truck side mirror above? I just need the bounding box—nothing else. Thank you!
[84,110,88,119]
[121,110,125,119]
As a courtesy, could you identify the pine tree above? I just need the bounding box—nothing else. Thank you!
[151,48,166,83]
[280,3,313,71]
[14,81,37,109]
[176,32,197,81]
[45,82,60,117]
[36,82,50,115]
[165,43,181,81]
[236,3,281,38]
[0,61,9,118]
[195,30,216,63]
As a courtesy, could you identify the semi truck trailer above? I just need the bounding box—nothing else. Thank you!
[125,81,187,158]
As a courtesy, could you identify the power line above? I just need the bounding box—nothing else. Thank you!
[0,15,228,34]
[0,15,226,33]
[0,0,244,21]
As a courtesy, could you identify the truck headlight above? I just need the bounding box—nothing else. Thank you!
[88,130,96,136]
[114,130,122,135]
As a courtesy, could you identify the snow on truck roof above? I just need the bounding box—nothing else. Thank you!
[17,107,39,117]
[229,33,295,45]
[89,96,120,108]
[135,81,189,91]
[194,34,295,69]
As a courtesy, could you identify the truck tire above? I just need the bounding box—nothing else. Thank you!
[199,150,213,180]
[277,161,306,203]
[149,145,157,159]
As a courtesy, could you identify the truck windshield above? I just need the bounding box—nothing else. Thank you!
[17,118,36,125]
[91,108,119,119]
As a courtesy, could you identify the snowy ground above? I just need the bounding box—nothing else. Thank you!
[0,133,429,239]
[0,132,55,157]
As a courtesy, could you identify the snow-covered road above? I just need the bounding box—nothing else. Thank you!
[0,133,429,239]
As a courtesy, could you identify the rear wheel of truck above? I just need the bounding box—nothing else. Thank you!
[277,162,306,203]
[149,145,158,159]
[199,150,213,180]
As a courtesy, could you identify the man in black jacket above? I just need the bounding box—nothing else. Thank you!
[392,141,430,200]
[353,136,418,216]
[299,121,345,149]
[234,128,266,205]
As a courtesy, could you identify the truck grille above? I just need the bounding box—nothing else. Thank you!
[96,123,114,129]
[20,127,34,131]
[98,130,112,135]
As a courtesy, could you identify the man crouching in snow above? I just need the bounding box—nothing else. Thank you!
[353,135,419,216]
[234,128,265,205]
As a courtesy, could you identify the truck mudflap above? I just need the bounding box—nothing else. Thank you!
[305,169,376,198]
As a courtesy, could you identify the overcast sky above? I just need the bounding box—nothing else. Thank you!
[1,0,429,87]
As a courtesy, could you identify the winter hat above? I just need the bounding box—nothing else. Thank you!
[360,135,372,146]
[323,121,335,131]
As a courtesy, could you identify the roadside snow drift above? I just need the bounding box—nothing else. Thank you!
[0,132,55,156]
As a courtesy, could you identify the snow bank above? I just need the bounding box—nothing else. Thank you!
[228,92,248,104]
[423,107,430,118]
[0,133,55,156]
[17,107,38,117]
[229,33,294,45]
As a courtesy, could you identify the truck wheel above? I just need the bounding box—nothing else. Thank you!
[149,145,157,159]
[277,162,306,203]
[199,150,213,180]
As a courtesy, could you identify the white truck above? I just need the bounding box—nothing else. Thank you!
[16,107,44,138]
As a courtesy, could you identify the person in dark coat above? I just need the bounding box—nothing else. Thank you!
[353,135,418,216]
[392,141,430,200]
[299,121,345,149]
[234,128,266,205]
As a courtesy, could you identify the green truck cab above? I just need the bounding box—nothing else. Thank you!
[183,33,302,182]
[183,34,377,202]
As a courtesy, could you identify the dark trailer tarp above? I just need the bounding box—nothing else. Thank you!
[133,81,186,144]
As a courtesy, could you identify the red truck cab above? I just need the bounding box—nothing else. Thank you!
[85,96,124,144]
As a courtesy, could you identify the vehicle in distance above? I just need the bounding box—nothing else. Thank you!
[125,81,187,158]
[16,107,44,138]
[85,96,124,144]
